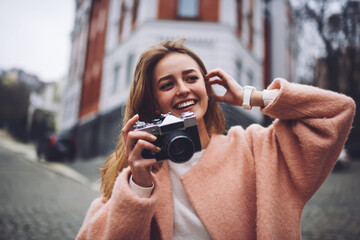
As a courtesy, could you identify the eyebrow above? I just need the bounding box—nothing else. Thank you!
[157,69,198,86]
[157,75,173,86]
[182,69,197,75]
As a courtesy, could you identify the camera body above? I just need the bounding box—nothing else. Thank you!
[132,112,202,163]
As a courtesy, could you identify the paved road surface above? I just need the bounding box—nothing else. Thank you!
[0,145,99,240]
[301,161,360,239]
[0,130,359,239]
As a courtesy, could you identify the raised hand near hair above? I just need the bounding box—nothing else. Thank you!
[122,114,161,187]
[206,68,264,108]
[206,68,244,106]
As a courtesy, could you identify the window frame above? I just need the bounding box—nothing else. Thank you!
[176,0,200,20]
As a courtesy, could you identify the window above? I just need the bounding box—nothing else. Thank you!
[118,1,126,40]
[247,0,254,50]
[126,53,135,85]
[177,0,199,18]
[131,0,139,29]
[158,0,218,22]
[235,60,242,85]
[247,70,254,86]
[236,0,243,36]
[113,64,121,94]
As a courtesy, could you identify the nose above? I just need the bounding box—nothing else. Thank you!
[176,81,190,96]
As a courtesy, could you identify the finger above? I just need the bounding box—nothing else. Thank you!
[123,114,140,133]
[130,157,158,170]
[129,140,160,180]
[132,139,161,159]
[206,69,239,88]
[205,68,227,80]
[151,162,162,174]
[130,158,158,187]
[121,114,139,141]
[210,76,243,98]
[207,78,227,88]
[125,131,157,156]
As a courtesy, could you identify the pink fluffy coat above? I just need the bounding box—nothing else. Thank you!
[76,79,355,240]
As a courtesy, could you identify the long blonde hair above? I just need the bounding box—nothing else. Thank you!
[100,39,225,199]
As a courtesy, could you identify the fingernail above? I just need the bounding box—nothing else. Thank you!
[151,135,157,141]
[157,147,161,152]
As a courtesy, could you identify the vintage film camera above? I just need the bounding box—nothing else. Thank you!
[132,112,202,163]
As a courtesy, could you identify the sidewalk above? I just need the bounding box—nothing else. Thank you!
[63,155,107,190]
[0,130,103,192]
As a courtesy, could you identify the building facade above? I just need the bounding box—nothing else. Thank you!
[61,0,92,133]
[61,0,296,158]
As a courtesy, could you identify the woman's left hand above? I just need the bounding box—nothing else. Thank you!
[206,68,244,106]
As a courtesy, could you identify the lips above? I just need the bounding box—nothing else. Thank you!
[174,100,197,110]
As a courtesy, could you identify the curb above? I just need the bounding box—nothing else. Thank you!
[0,130,100,192]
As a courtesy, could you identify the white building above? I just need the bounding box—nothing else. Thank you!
[61,0,92,132]
[61,0,296,158]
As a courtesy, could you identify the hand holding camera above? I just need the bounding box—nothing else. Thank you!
[133,112,202,163]
[123,112,202,187]
[122,114,161,187]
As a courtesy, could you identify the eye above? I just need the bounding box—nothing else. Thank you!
[159,81,174,90]
[186,75,198,82]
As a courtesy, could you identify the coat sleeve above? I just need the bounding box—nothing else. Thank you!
[76,168,161,240]
[248,78,355,200]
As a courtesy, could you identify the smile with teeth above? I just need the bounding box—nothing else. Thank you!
[175,100,196,110]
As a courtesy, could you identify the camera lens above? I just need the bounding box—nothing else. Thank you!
[165,131,195,163]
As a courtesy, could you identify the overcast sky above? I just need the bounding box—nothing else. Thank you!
[0,0,75,82]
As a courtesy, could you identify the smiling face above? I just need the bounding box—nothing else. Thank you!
[153,52,209,124]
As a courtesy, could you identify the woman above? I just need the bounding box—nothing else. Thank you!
[77,39,355,240]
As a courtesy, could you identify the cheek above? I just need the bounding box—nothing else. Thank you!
[156,92,172,111]
[200,85,209,102]
[199,79,209,97]
[196,86,209,113]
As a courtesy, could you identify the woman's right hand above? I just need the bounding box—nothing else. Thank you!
[122,114,161,187]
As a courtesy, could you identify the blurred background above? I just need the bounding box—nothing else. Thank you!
[0,0,359,239]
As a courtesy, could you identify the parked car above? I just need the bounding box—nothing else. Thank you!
[36,132,76,162]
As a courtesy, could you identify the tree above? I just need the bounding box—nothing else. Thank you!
[0,73,31,140]
[0,74,30,123]
[292,0,360,148]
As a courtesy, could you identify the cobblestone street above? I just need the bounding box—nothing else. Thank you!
[0,145,99,240]
[0,134,359,239]
[301,160,360,240]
